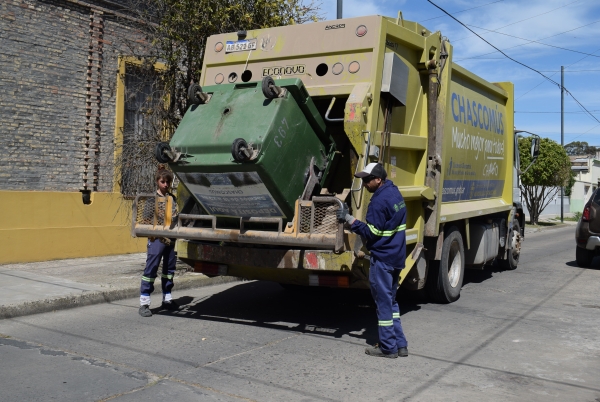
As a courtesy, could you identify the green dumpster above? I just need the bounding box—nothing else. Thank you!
[170,78,335,220]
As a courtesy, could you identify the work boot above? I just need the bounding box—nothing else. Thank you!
[161,300,180,311]
[398,347,408,357]
[139,305,152,317]
[365,344,398,359]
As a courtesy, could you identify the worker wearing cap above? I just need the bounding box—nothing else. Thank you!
[337,162,408,358]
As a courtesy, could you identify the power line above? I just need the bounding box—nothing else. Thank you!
[419,0,504,23]
[482,0,583,31]
[454,19,600,61]
[464,24,600,59]
[516,47,600,100]
[565,90,600,124]
[538,70,600,72]
[452,0,583,43]
[426,0,561,88]
[565,124,600,142]
[516,110,600,114]
[425,0,600,125]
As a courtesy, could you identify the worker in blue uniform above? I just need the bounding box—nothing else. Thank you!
[337,162,408,358]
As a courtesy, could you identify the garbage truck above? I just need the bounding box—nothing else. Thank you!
[131,13,540,303]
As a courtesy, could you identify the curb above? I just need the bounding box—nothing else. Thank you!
[0,275,240,320]
[525,221,576,235]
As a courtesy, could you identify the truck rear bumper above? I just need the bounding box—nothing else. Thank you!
[135,223,340,250]
[132,195,345,251]
[176,240,369,288]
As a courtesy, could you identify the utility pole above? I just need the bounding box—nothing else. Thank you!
[561,66,564,223]
[337,0,342,19]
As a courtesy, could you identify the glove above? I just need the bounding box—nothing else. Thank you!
[336,203,355,225]
[336,203,349,222]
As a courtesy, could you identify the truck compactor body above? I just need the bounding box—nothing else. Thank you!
[132,14,539,303]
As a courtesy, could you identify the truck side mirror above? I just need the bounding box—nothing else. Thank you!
[531,137,540,160]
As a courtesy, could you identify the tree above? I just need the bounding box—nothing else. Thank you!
[564,169,577,197]
[113,0,322,195]
[564,141,597,156]
[519,137,572,225]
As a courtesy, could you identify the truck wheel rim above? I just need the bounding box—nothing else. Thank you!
[448,242,462,288]
[511,229,521,260]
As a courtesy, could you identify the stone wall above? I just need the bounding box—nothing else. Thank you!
[0,0,149,192]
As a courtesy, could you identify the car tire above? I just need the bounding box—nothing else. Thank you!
[501,220,521,270]
[576,246,594,268]
[426,227,465,303]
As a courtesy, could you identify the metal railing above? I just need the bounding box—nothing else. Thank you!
[132,195,345,252]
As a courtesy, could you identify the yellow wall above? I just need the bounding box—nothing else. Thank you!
[0,191,145,264]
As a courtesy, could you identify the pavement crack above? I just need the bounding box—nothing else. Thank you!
[169,377,258,402]
[0,334,158,384]
[0,333,257,401]
[96,380,162,402]
[201,334,300,367]
[403,267,589,400]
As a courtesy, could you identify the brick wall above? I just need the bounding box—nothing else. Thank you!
[0,0,149,192]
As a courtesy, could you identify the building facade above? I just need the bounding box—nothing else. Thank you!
[0,0,156,263]
[569,155,600,213]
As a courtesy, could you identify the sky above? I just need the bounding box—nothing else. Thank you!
[319,0,600,146]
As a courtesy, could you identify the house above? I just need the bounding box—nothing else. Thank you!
[0,0,160,263]
[569,154,600,213]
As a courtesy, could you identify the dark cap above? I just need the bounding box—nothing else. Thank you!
[354,162,387,179]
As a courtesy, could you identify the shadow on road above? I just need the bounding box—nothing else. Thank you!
[463,267,498,286]
[157,260,527,340]
[160,281,422,345]
[565,259,600,269]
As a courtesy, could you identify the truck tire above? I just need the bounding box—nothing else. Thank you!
[501,220,521,270]
[576,246,594,268]
[426,227,465,303]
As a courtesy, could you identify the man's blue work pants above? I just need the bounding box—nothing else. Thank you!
[369,257,408,354]
[140,239,176,298]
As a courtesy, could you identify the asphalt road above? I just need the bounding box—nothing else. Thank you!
[1,226,599,402]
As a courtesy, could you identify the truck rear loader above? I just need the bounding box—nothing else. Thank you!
[132,13,539,303]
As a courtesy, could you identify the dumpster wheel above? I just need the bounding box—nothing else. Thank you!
[262,76,279,99]
[155,142,172,163]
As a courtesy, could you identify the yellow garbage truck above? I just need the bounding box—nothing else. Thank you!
[132,13,539,303]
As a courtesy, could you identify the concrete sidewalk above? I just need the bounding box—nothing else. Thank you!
[524,216,577,234]
[0,220,577,320]
[0,253,238,320]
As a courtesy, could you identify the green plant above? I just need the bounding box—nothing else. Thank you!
[519,137,572,225]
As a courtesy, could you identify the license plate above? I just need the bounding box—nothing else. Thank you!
[225,39,257,53]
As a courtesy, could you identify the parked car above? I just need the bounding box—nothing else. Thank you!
[575,189,600,267]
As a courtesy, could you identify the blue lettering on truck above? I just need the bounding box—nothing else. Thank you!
[451,92,504,135]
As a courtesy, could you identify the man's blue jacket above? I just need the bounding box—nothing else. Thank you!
[350,180,406,268]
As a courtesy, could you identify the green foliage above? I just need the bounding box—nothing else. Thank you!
[564,141,597,156]
[564,169,576,197]
[114,0,321,194]
[126,0,322,130]
[518,137,571,224]
[519,137,571,187]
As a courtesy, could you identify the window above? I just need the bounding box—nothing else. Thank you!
[115,58,167,197]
